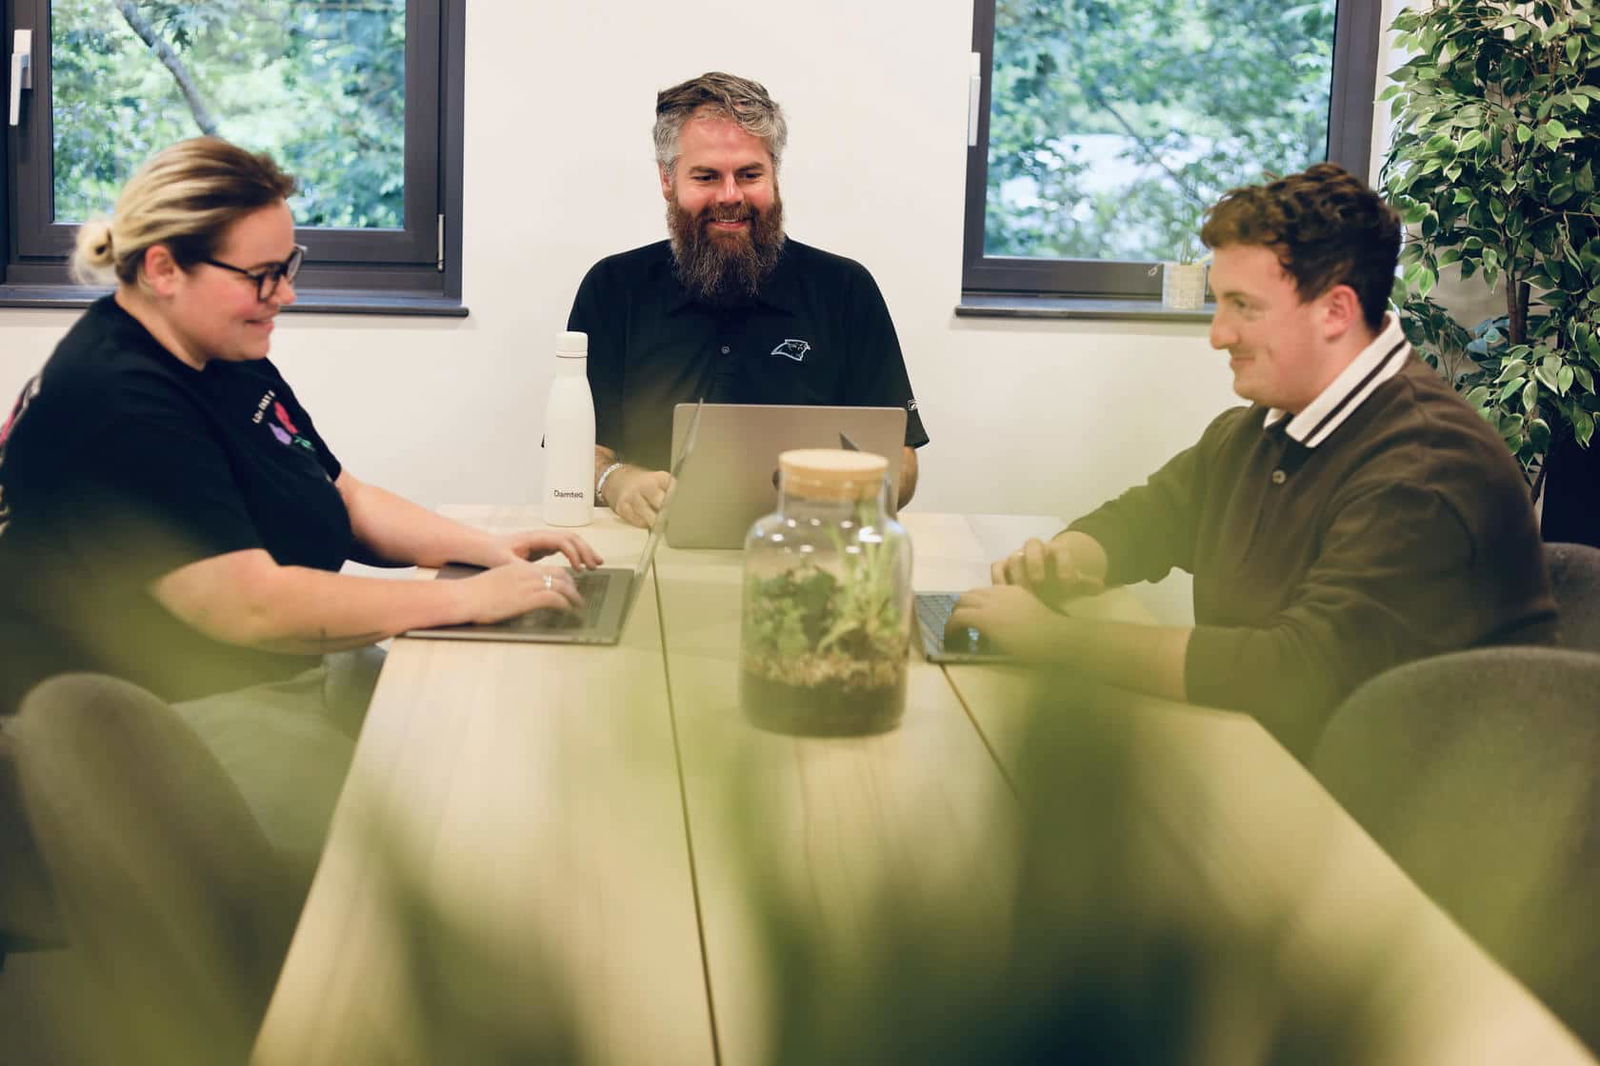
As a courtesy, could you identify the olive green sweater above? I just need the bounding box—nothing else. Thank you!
[1069,356,1557,755]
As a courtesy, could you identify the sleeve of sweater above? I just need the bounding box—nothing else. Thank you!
[1066,408,1250,586]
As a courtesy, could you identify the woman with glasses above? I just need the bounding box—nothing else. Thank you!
[0,138,598,865]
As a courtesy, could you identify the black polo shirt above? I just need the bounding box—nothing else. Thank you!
[567,238,928,471]
[0,295,350,707]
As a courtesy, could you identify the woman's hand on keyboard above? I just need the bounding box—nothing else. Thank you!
[456,561,584,624]
[494,530,604,570]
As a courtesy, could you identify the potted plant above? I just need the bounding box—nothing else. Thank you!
[1380,0,1600,531]
[740,515,911,737]
[1161,240,1211,310]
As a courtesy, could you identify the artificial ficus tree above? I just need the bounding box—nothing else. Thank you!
[1382,0,1600,486]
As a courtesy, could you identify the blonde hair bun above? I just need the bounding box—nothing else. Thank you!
[69,219,118,285]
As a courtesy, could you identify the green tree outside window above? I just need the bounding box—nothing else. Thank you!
[51,0,405,230]
[986,0,1337,263]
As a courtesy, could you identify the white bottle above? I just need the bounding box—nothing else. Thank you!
[542,330,595,526]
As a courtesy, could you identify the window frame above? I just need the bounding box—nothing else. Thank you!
[1,0,465,313]
[963,0,1384,301]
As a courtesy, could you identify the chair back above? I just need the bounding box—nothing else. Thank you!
[1314,646,1600,1052]
[1546,541,1600,651]
[0,725,65,962]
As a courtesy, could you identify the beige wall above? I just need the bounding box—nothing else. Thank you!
[0,0,1268,530]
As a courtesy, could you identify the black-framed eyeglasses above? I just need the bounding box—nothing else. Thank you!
[196,244,306,301]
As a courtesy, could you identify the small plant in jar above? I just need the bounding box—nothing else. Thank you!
[740,450,912,736]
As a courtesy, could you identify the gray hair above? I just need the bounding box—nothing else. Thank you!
[653,72,787,176]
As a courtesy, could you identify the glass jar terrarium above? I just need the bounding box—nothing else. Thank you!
[739,448,913,736]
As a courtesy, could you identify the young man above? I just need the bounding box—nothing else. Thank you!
[567,72,928,528]
[950,164,1556,754]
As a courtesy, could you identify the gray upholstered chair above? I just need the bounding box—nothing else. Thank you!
[1313,646,1600,1052]
[1546,541,1600,651]
[6,674,301,1061]
[0,727,64,964]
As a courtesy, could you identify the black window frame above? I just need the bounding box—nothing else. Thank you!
[1,0,466,315]
[963,0,1384,302]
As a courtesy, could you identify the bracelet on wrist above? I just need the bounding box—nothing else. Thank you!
[595,461,625,506]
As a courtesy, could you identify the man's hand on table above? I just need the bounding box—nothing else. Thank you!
[991,533,1106,611]
[947,585,1069,660]
[605,466,675,529]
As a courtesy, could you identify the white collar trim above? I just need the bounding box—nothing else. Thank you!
[1265,314,1411,448]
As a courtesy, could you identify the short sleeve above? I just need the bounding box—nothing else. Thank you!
[842,262,928,448]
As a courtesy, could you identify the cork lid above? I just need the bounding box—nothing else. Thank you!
[778,448,888,499]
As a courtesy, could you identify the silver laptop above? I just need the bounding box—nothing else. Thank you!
[664,403,906,549]
[913,592,1018,664]
[405,404,701,644]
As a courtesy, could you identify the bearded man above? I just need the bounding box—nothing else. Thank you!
[566,72,928,528]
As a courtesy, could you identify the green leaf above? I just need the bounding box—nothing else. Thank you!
[1465,384,1492,407]
[1500,378,1526,402]
[1523,380,1539,412]
[1530,418,1552,451]
[1566,36,1582,64]
[1576,410,1596,448]
[1516,123,1534,143]
[1558,364,1575,395]
[1496,359,1529,383]
[1575,366,1596,394]
[1545,117,1572,140]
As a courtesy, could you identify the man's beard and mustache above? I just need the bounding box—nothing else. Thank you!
[667,195,786,307]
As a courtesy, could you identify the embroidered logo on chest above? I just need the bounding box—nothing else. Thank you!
[771,339,811,362]
[254,389,314,452]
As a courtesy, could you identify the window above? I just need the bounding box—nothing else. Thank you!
[964,0,1383,302]
[2,0,464,313]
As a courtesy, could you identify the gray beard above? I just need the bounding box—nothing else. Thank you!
[667,197,786,308]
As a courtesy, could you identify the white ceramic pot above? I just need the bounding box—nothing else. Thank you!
[1161,262,1209,309]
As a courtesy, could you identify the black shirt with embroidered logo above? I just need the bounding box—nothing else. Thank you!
[0,295,352,708]
[567,237,929,472]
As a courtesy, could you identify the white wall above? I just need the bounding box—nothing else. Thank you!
[0,0,1238,527]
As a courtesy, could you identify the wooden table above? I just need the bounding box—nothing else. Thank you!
[254,511,1595,1065]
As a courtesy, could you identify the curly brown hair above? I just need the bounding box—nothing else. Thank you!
[1200,163,1400,332]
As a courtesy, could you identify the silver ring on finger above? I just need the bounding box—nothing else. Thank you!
[542,572,555,591]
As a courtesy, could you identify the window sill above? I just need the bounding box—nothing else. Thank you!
[956,293,1213,323]
[0,285,469,318]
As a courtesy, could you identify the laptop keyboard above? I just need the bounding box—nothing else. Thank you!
[915,592,959,637]
[508,569,618,631]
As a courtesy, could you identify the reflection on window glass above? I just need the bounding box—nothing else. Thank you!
[52,0,406,228]
[987,0,1335,262]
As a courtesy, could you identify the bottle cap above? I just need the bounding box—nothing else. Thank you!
[556,330,588,357]
[778,448,888,500]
